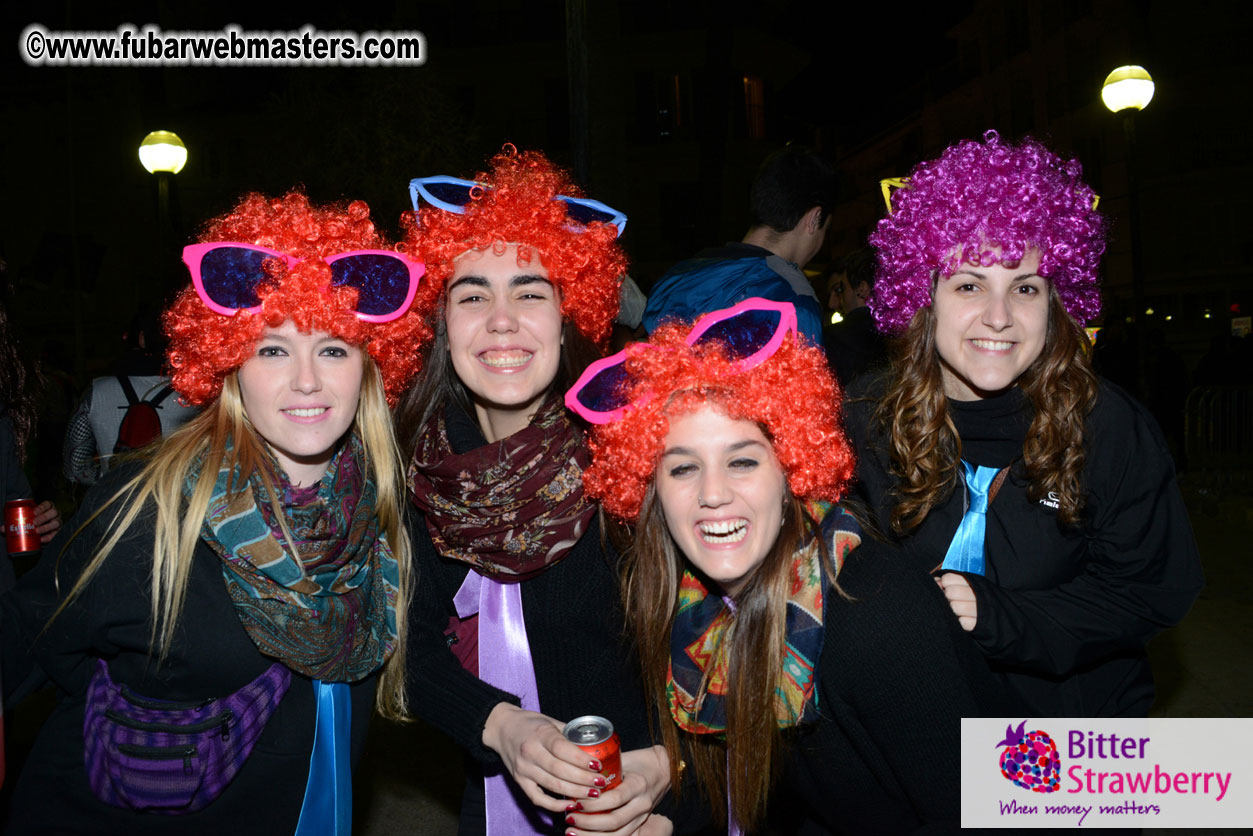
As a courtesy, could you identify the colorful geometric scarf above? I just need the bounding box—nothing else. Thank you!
[195,434,399,682]
[408,395,596,582]
[667,506,862,734]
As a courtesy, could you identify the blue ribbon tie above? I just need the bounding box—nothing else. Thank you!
[940,461,998,576]
[295,680,352,836]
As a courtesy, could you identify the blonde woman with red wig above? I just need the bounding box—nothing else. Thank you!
[1,191,425,835]
[397,148,674,836]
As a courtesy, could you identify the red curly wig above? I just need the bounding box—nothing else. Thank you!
[583,322,855,521]
[401,146,625,347]
[164,191,432,406]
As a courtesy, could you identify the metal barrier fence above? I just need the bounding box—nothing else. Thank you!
[1185,386,1253,488]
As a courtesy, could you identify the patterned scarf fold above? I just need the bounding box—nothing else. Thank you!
[194,434,400,682]
[668,505,862,735]
[408,395,596,582]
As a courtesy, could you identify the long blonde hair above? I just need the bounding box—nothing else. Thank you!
[52,356,413,719]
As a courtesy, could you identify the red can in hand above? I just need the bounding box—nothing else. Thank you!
[563,715,622,793]
[5,499,40,556]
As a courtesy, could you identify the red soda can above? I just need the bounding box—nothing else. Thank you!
[5,499,40,556]
[563,715,622,793]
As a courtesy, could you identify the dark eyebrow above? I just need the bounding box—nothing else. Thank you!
[661,439,768,457]
[447,275,489,292]
[950,268,1043,282]
[511,274,552,288]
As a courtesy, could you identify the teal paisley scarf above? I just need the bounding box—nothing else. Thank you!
[192,434,399,682]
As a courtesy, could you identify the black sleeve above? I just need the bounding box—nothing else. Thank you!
[820,545,1007,829]
[966,389,1204,675]
[402,511,518,765]
[3,467,148,706]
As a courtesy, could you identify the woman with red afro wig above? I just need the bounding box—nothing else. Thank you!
[395,148,678,836]
[849,130,1202,722]
[1,190,426,834]
[572,300,1010,833]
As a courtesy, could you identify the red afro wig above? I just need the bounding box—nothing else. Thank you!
[164,190,432,406]
[583,322,855,521]
[401,146,625,348]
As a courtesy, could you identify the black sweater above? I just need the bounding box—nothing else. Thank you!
[403,405,654,834]
[781,538,1010,835]
[0,464,375,835]
[844,378,1204,716]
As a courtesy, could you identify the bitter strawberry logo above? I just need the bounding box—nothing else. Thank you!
[996,720,1061,793]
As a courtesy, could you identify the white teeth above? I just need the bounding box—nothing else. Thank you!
[699,519,748,543]
[971,339,1013,351]
[284,407,327,417]
[480,351,532,368]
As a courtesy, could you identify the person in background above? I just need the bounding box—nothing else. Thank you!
[642,146,836,348]
[63,305,199,486]
[820,246,887,385]
[0,281,60,590]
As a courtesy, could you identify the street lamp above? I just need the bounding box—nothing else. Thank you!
[138,131,186,268]
[1102,67,1152,400]
[138,130,187,174]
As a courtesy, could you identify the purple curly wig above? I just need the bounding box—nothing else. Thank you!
[868,130,1107,334]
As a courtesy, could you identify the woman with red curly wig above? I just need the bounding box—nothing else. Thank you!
[570,298,1007,834]
[848,130,1202,718]
[1,191,428,834]
[395,148,674,836]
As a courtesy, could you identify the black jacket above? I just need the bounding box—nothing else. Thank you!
[844,378,1203,716]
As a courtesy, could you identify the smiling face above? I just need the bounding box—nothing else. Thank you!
[237,321,364,487]
[931,248,1049,400]
[655,406,787,598]
[445,244,564,442]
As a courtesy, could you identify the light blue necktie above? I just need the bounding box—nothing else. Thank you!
[294,680,352,836]
[940,460,999,576]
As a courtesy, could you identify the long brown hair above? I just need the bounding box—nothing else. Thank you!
[622,484,831,832]
[877,289,1097,532]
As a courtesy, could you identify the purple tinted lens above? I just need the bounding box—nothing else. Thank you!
[330,254,412,316]
[694,308,781,360]
[562,201,615,226]
[423,180,475,208]
[576,361,632,414]
[201,247,272,309]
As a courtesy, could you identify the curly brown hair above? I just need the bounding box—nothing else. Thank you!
[877,288,1097,532]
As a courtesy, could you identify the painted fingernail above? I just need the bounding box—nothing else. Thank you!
[592,776,607,787]
[564,802,583,812]
[566,831,579,836]
[565,815,576,825]
[587,787,601,798]
[589,758,602,771]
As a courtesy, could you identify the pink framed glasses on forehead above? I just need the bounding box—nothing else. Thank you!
[182,242,425,324]
[565,297,798,424]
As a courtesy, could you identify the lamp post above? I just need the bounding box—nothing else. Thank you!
[1102,66,1153,401]
[138,130,187,268]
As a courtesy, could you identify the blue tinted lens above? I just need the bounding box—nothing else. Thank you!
[562,200,616,226]
[330,254,411,316]
[576,362,631,414]
[422,180,475,208]
[693,309,781,360]
[201,247,271,309]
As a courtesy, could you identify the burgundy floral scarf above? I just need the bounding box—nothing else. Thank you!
[408,395,596,582]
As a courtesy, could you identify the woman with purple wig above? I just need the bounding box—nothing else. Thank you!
[847,130,1202,717]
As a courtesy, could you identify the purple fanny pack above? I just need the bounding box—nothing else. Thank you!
[83,657,291,813]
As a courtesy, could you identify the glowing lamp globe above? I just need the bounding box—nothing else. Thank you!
[1101,66,1154,113]
[138,131,187,174]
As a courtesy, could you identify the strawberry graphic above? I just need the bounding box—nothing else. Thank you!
[996,720,1061,793]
